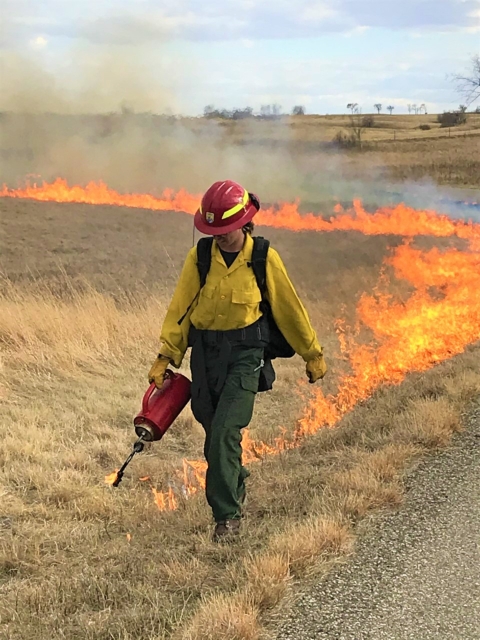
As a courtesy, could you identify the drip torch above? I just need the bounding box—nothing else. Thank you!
[111,371,191,487]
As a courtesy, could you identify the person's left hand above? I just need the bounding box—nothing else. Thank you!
[306,353,327,383]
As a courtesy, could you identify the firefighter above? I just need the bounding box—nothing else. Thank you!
[148,180,327,541]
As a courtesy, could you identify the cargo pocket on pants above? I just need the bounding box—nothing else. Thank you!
[232,374,259,428]
[241,375,259,394]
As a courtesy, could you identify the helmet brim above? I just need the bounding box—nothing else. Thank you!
[194,203,258,235]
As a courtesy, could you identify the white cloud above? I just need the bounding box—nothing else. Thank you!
[343,25,370,38]
[298,3,340,24]
[4,0,480,47]
[29,35,48,49]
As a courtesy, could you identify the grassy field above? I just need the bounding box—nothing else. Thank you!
[1,192,480,639]
[215,112,480,144]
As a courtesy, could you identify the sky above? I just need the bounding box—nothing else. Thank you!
[1,0,479,114]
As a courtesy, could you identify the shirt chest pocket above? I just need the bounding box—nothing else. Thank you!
[200,285,216,301]
[231,288,262,305]
[195,285,218,323]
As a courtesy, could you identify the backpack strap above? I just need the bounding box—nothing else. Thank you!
[177,237,214,325]
[196,237,214,288]
[250,236,270,303]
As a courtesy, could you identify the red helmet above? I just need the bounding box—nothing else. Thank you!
[194,180,260,235]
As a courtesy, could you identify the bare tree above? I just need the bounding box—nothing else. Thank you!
[374,103,382,114]
[453,54,480,107]
[260,104,283,119]
[419,103,427,114]
[347,103,359,114]
[292,105,306,116]
[407,104,413,114]
[387,105,395,115]
[349,108,365,147]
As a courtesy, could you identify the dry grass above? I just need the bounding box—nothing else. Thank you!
[1,198,480,639]
[353,136,480,188]
[178,593,260,640]
[174,112,480,144]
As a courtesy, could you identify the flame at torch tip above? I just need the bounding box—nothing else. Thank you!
[105,470,119,486]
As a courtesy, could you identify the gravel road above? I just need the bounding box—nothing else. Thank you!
[276,404,480,640]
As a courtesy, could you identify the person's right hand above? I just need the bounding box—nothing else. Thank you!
[148,355,170,388]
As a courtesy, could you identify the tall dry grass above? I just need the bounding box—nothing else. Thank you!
[1,273,480,640]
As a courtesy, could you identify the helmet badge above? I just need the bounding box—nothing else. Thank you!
[206,212,215,224]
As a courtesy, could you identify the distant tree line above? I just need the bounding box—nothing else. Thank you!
[347,102,428,115]
[203,57,480,122]
[203,104,306,119]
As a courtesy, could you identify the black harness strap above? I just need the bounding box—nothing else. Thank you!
[251,237,295,360]
[197,237,214,288]
[177,237,214,326]
[249,237,269,311]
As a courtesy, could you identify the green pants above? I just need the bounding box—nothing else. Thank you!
[190,345,263,522]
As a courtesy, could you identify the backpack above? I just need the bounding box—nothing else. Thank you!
[196,236,295,362]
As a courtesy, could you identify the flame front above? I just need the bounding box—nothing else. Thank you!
[14,179,478,510]
[0,178,201,215]
[297,241,480,439]
[2,178,480,242]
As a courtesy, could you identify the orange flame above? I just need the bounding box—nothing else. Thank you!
[296,241,480,439]
[0,178,200,215]
[182,459,207,496]
[105,470,119,485]
[152,485,178,511]
[2,178,480,241]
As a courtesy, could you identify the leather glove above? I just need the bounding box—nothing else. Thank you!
[306,353,327,383]
[148,355,170,388]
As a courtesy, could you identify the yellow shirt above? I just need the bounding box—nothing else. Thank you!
[159,234,322,366]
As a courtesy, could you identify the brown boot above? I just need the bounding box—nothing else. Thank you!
[213,519,241,542]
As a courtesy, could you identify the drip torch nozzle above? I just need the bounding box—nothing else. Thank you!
[112,436,145,488]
